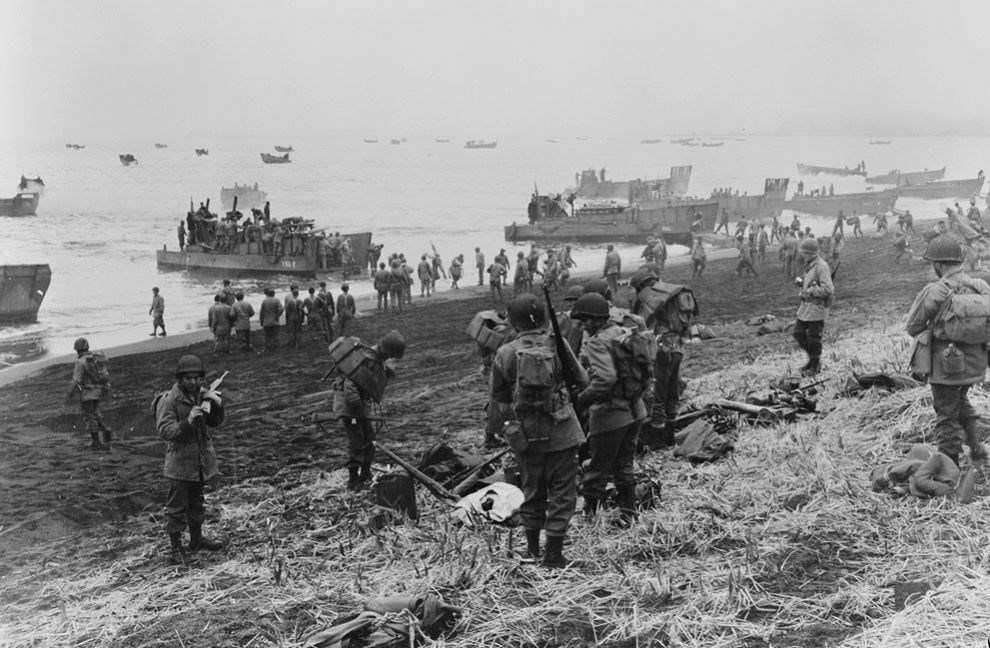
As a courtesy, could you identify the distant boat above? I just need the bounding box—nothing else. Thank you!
[670,137,695,145]
[869,140,892,145]
[0,192,40,217]
[895,177,984,201]
[65,143,85,150]
[464,140,497,149]
[119,154,138,166]
[866,167,945,185]
[796,162,866,177]
[546,139,559,143]
[363,139,379,143]
[435,138,450,143]
[195,148,209,156]
[261,152,291,164]
[18,176,45,194]
[389,139,402,145]
[274,145,293,153]
[154,143,168,149]
[701,142,724,147]
[0,264,51,323]
[640,138,661,144]
[221,183,267,211]
[575,137,588,141]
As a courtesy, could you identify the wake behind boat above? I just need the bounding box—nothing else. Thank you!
[796,161,866,177]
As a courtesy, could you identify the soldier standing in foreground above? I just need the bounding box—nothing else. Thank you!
[67,337,113,451]
[490,294,588,568]
[149,287,166,337]
[792,238,833,376]
[906,237,989,466]
[155,354,225,564]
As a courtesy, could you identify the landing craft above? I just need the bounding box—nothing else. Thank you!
[0,264,51,324]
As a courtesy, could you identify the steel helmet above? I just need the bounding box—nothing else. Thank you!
[562,285,585,302]
[922,236,963,263]
[584,278,612,301]
[378,330,407,359]
[798,238,819,253]
[175,354,205,377]
[570,293,610,320]
[73,337,89,353]
[629,268,659,292]
[506,294,545,330]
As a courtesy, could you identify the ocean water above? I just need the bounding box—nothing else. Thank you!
[0,134,986,364]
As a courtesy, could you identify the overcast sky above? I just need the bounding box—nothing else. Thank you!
[2,0,987,141]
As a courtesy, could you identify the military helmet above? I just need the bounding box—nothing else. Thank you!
[798,238,819,253]
[175,354,205,377]
[584,278,612,301]
[73,337,89,353]
[562,285,585,302]
[922,236,963,263]
[629,267,659,292]
[506,294,545,330]
[378,330,407,359]
[570,293,610,320]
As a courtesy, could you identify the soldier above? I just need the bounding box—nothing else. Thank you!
[316,283,335,342]
[149,287,167,337]
[284,286,302,349]
[714,208,730,235]
[572,293,647,526]
[735,239,758,277]
[418,254,434,297]
[177,221,186,250]
[331,331,406,489]
[221,279,236,306]
[302,287,324,342]
[488,258,507,300]
[208,293,234,355]
[367,242,385,276]
[793,238,834,376]
[653,235,668,271]
[336,283,356,337]
[374,262,390,310]
[400,255,414,305]
[691,237,707,277]
[848,211,863,238]
[490,294,588,568]
[475,247,485,286]
[449,254,464,289]
[603,244,622,297]
[232,291,255,352]
[259,288,284,351]
[906,236,989,467]
[494,248,511,285]
[155,354,225,564]
[67,337,113,451]
[756,224,769,262]
[388,259,406,312]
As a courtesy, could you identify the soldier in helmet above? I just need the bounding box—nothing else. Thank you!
[259,288,284,351]
[906,236,990,467]
[490,294,588,568]
[155,354,225,564]
[793,238,833,376]
[208,292,235,355]
[331,330,406,489]
[67,337,113,451]
[571,292,647,526]
[336,283,356,337]
[232,291,255,352]
[603,244,622,297]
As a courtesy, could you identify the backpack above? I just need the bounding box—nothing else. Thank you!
[610,327,654,400]
[938,278,990,344]
[512,340,559,415]
[327,337,388,402]
[635,282,699,336]
[467,310,515,353]
[84,352,111,390]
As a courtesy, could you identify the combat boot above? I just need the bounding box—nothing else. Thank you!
[168,533,185,565]
[519,528,541,563]
[347,467,363,491]
[188,524,223,551]
[614,485,639,528]
[583,496,601,518]
[88,430,103,450]
[541,535,583,569]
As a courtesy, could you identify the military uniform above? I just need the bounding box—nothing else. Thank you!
[793,254,833,374]
[260,294,284,351]
[71,350,112,449]
[208,298,234,355]
[232,297,255,351]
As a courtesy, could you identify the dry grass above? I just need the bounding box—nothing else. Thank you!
[2,323,989,648]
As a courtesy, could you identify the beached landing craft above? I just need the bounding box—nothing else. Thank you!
[220,183,268,212]
[274,145,294,153]
[261,152,291,164]
[575,166,693,201]
[710,178,789,221]
[894,176,984,201]
[784,188,897,217]
[0,264,51,324]
[464,140,497,149]
[119,154,138,166]
[866,167,946,185]
[795,162,866,177]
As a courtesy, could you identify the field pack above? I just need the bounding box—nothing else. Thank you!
[84,352,111,392]
[512,339,559,415]
[610,327,655,400]
[327,337,388,402]
[634,281,699,336]
[466,310,515,353]
[938,278,990,345]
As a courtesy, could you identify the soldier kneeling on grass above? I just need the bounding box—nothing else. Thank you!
[155,354,225,565]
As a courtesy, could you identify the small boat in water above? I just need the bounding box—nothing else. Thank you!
[435,138,450,143]
[220,183,268,211]
[195,148,210,156]
[869,140,892,145]
[155,143,168,149]
[389,139,402,145]
[641,138,661,144]
[364,139,379,143]
[0,192,40,217]
[464,140,497,149]
[261,152,291,164]
[119,153,138,166]
[701,141,724,147]
[670,137,694,144]
[65,143,85,150]
[546,139,559,143]
[18,176,45,194]
[894,177,984,201]
[866,167,946,185]
[795,162,866,177]
[274,145,294,153]
[0,264,51,324]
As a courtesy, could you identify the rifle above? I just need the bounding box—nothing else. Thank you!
[309,413,399,425]
[543,284,584,406]
[451,446,511,497]
[378,444,459,504]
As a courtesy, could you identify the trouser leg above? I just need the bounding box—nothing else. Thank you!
[651,349,683,429]
[931,383,966,460]
[519,447,577,537]
[165,478,204,534]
